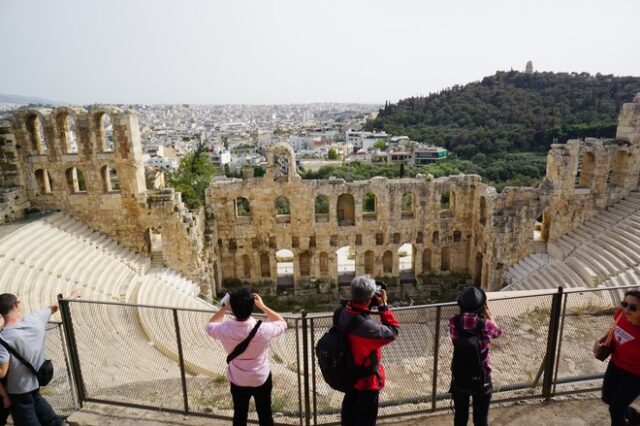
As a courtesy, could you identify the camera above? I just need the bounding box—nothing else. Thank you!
[374,281,387,297]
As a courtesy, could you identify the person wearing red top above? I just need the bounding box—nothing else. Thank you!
[597,290,640,426]
[336,276,399,426]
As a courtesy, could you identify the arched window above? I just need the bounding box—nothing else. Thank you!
[441,247,451,271]
[65,167,86,193]
[96,112,114,153]
[299,251,311,277]
[260,253,270,278]
[575,152,595,188]
[275,196,291,223]
[608,151,631,187]
[401,192,414,218]
[276,249,294,287]
[319,252,329,275]
[34,169,52,194]
[362,192,376,221]
[416,231,424,244]
[26,114,47,155]
[440,191,450,210]
[364,250,375,275]
[432,231,440,244]
[57,113,78,154]
[235,197,251,218]
[337,194,355,226]
[315,195,330,222]
[337,246,356,284]
[398,243,414,280]
[422,248,432,272]
[101,165,120,192]
[382,251,393,274]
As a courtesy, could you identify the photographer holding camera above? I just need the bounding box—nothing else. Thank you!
[336,275,399,426]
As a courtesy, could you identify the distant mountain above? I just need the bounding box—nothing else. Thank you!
[0,93,65,106]
[366,71,640,157]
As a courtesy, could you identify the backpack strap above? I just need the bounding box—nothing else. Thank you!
[0,337,39,377]
[226,320,262,364]
[456,315,485,336]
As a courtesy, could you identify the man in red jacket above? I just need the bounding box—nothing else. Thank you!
[336,276,400,426]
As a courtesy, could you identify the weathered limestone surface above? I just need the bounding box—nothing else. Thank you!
[1,94,639,295]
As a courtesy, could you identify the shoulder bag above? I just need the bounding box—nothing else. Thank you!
[226,320,262,364]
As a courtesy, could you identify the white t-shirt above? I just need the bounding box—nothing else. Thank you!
[0,308,51,394]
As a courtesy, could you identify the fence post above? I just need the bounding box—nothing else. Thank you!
[542,287,563,400]
[57,294,85,407]
[301,310,311,426]
[431,306,441,411]
[172,309,190,413]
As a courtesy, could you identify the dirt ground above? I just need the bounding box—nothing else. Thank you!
[66,393,639,425]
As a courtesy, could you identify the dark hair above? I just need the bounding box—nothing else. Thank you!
[230,287,254,320]
[624,290,640,300]
[0,293,17,316]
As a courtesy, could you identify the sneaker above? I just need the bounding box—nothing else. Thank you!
[626,407,640,425]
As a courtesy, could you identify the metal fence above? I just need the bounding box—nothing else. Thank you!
[54,284,636,425]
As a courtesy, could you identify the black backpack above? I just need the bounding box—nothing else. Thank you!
[315,307,373,392]
[450,317,486,394]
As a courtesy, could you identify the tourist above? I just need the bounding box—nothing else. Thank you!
[206,288,287,426]
[597,290,640,426]
[0,289,81,426]
[338,276,400,426]
[449,287,502,426]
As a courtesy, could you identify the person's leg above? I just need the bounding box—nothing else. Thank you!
[253,375,274,426]
[471,391,492,426]
[354,390,379,426]
[607,367,640,426]
[452,390,470,426]
[341,390,358,426]
[9,392,40,426]
[33,391,63,426]
[602,362,621,407]
[230,382,252,426]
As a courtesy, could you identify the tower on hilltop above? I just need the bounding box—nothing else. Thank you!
[525,60,534,74]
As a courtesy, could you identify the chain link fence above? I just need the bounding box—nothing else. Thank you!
[55,284,638,425]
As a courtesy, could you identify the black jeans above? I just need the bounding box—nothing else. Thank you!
[602,362,640,426]
[452,390,492,426]
[341,389,379,426]
[230,374,274,426]
[9,389,63,426]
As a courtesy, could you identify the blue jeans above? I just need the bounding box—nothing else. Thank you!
[602,362,640,426]
[452,390,492,426]
[341,389,379,426]
[9,390,63,426]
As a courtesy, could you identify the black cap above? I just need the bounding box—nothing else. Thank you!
[457,287,487,312]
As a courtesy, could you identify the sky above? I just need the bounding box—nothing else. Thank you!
[1,0,638,105]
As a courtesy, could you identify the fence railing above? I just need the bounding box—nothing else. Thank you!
[51,284,636,425]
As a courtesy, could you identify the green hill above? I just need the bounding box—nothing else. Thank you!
[366,71,640,157]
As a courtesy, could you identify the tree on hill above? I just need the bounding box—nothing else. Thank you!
[167,141,220,209]
[327,147,338,160]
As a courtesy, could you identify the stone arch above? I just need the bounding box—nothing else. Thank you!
[422,248,432,272]
[235,197,250,218]
[479,196,487,226]
[401,192,414,219]
[362,192,376,221]
[267,143,297,182]
[275,196,291,223]
[398,243,415,282]
[299,251,311,277]
[319,252,329,275]
[337,246,355,284]
[55,109,79,154]
[276,249,294,287]
[441,246,451,271]
[337,194,355,226]
[432,231,440,244]
[575,151,595,188]
[65,167,86,193]
[416,231,424,244]
[242,254,252,279]
[382,250,393,274]
[315,194,330,222]
[34,169,52,194]
[101,165,120,192]
[364,250,375,275]
[94,111,115,153]
[440,190,450,210]
[25,113,47,155]
[260,252,271,278]
[608,150,631,187]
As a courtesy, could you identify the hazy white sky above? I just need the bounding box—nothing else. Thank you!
[1,0,638,105]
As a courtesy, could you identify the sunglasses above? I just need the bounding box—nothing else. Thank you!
[621,301,638,312]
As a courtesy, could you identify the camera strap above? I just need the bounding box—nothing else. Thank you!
[226,320,262,364]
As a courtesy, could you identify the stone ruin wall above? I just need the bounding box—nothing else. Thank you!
[0,94,639,297]
[0,107,209,294]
